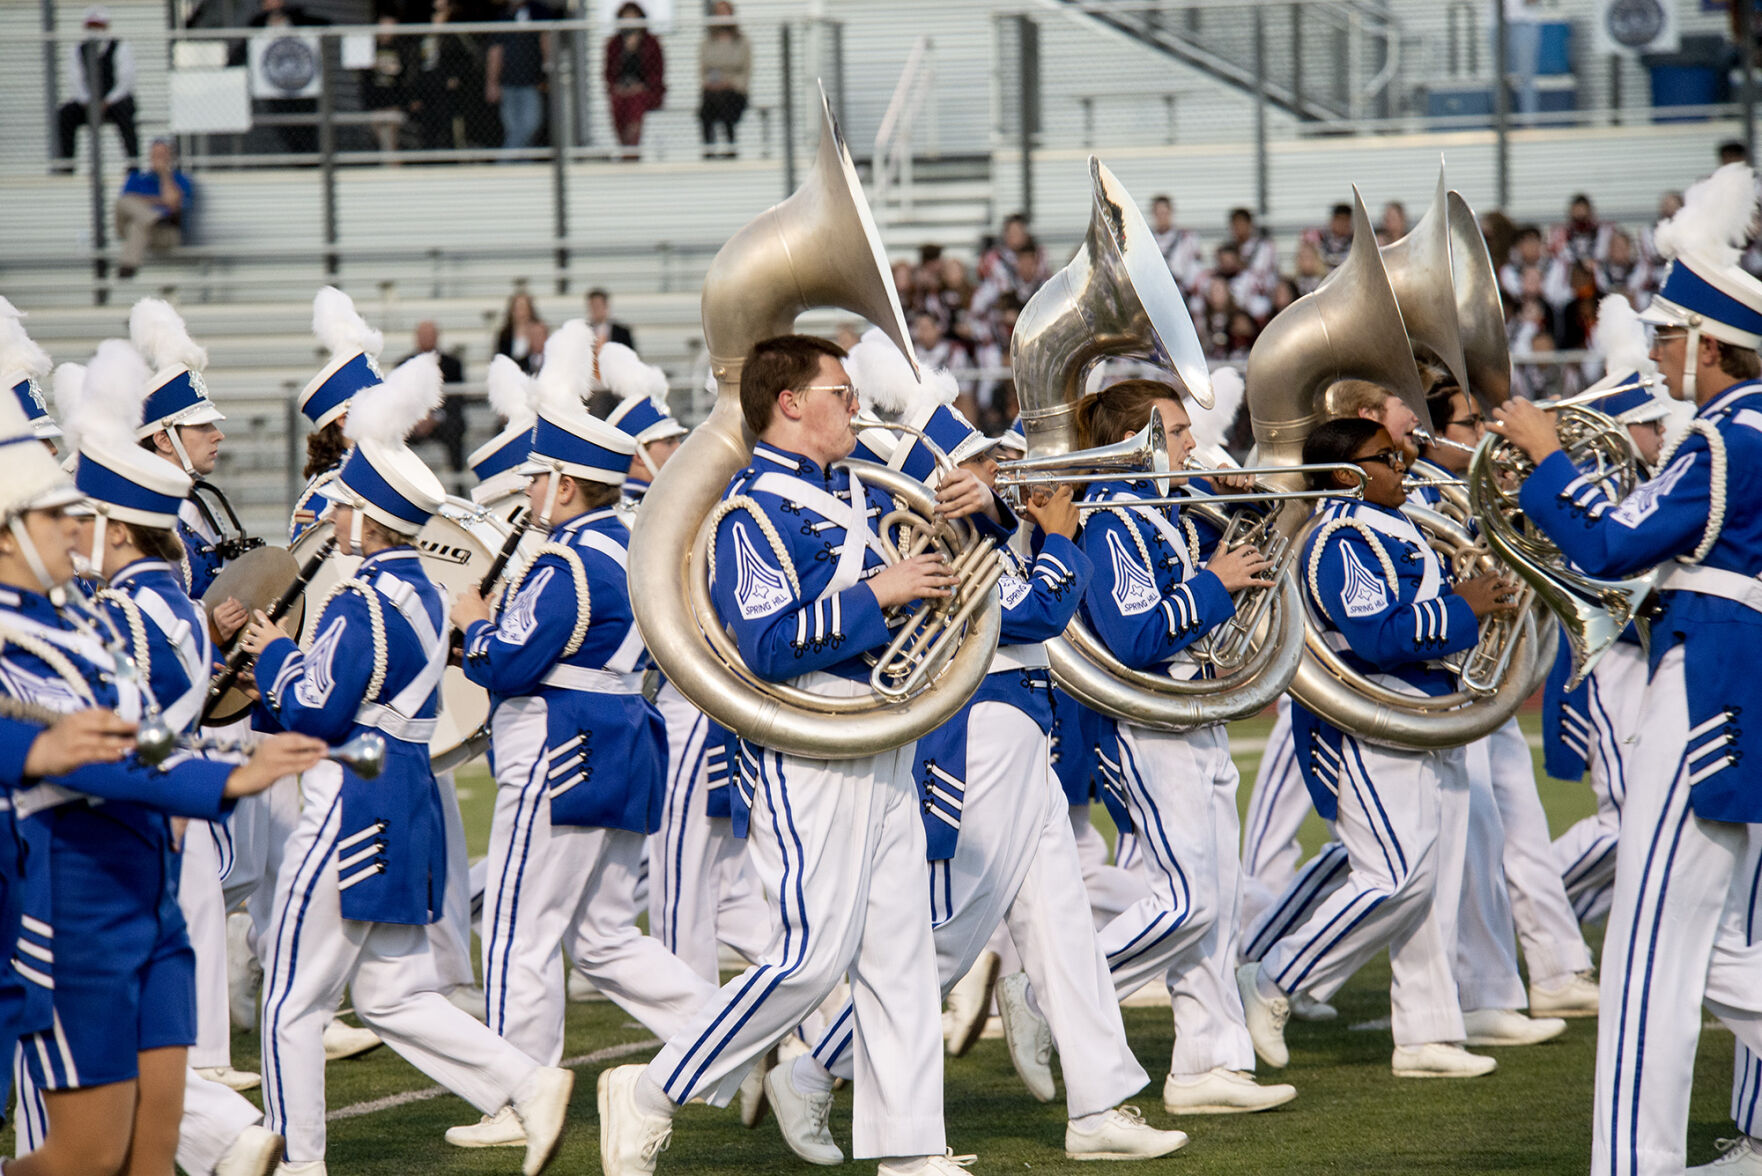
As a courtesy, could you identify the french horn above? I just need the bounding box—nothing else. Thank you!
[1009,158,1305,732]
[1249,189,1541,750]
[624,89,1000,759]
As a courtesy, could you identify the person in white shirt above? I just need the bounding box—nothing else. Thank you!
[54,6,139,172]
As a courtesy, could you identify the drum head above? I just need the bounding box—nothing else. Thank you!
[203,547,304,727]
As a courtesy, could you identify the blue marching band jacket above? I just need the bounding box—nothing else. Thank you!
[462,506,668,835]
[288,462,344,545]
[92,559,215,737]
[910,521,1092,861]
[175,498,226,600]
[1520,379,1762,823]
[253,548,450,925]
[1292,497,1479,818]
[0,585,235,1075]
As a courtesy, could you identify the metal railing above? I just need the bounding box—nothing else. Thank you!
[873,33,936,231]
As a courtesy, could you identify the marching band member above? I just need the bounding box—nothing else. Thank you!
[1073,379,1296,1113]
[1541,296,1673,927]
[1,299,62,450]
[238,352,573,1176]
[467,355,539,511]
[0,346,324,1176]
[767,344,1186,1164]
[289,288,384,544]
[597,333,967,1176]
[1238,415,1517,1079]
[1490,162,1762,1176]
[446,322,716,1150]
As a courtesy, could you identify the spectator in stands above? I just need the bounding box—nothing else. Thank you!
[1270,275,1300,318]
[911,309,969,379]
[1225,308,1259,362]
[1292,239,1328,296]
[494,291,545,373]
[1513,328,1562,399]
[362,15,416,158]
[113,138,191,279]
[978,213,1042,283]
[586,288,635,348]
[1720,140,1749,166]
[416,0,498,150]
[486,0,555,157]
[1639,190,1682,273]
[1310,202,1353,269]
[605,2,666,160]
[930,255,975,338]
[1550,193,1612,265]
[1226,206,1278,303]
[1191,242,1270,321]
[891,260,922,316]
[1499,224,1549,301]
[1380,200,1408,244]
[1149,194,1204,295]
[970,243,1046,335]
[525,319,549,371]
[54,6,139,174]
[698,1,750,159]
[1600,229,1652,307]
[232,0,330,157]
[1194,275,1242,360]
[1556,258,1600,351]
[1480,208,1517,278]
[972,293,1022,433]
[402,320,469,471]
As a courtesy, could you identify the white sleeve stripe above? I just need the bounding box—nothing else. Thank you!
[1040,553,1070,578]
[1160,599,1178,634]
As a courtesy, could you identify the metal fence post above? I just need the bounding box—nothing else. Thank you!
[1253,6,1268,221]
[42,0,59,161]
[319,37,338,275]
[780,22,795,198]
[85,49,108,303]
[1493,0,1509,209]
[1017,14,1038,228]
[1740,0,1757,164]
[552,23,569,293]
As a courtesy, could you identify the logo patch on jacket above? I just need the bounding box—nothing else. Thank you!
[296,615,347,706]
[998,575,1032,610]
[1107,530,1160,616]
[1338,543,1390,618]
[500,565,551,644]
[1611,452,1693,529]
[732,523,793,619]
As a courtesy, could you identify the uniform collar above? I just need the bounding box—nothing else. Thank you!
[752,441,837,485]
[108,559,177,592]
[554,506,619,540]
[359,546,420,577]
[1696,378,1762,420]
[622,476,650,500]
[0,584,64,624]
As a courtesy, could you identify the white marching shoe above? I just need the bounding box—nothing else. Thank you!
[1689,1136,1762,1173]
[273,1163,326,1176]
[599,1064,674,1176]
[1064,1106,1188,1161]
[1289,990,1338,1022]
[1391,1042,1497,1078]
[512,1065,574,1176]
[1462,1008,1568,1047]
[445,1105,526,1149]
[322,1018,382,1061]
[197,1065,263,1092]
[738,1046,776,1128]
[1162,1067,1297,1114]
[227,911,262,1031]
[876,1149,977,1174]
[1236,963,1290,1069]
[996,972,1055,1102]
[765,1060,844,1165]
[215,1125,283,1176]
[1529,970,1600,1019]
[944,951,999,1058]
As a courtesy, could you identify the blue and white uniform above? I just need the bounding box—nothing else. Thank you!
[639,441,947,1160]
[1521,379,1762,1175]
[1078,474,1259,1078]
[1255,496,1477,1049]
[466,503,716,1063]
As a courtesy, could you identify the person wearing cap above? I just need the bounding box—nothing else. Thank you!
[0,343,323,1176]
[237,352,573,1176]
[53,5,139,173]
[597,333,988,1176]
[290,288,386,545]
[467,354,538,513]
[1491,162,1762,1176]
[765,339,1187,1165]
[444,322,715,1151]
[0,299,63,451]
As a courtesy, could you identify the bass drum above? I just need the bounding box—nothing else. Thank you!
[288,496,517,773]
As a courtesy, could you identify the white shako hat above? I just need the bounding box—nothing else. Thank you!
[601,342,686,446]
[63,340,192,531]
[846,326,992,479]
[1582,295,1672,425]
[518,320,637,486]
[299,286,385,430]
[320,353,447,535]
[468,355,539,505]
[0,298,60,442]
[130,298,224,448]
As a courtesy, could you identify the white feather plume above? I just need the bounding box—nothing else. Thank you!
[1651,162,1758,266]
[846,326,952,418]
[485,354,538,428]
[0,298,51,382]
[64,340,151,455]
[344,352,442,446]
[597,342,670,408]
[1190,366,1245,453]
[1595,295,1655,379]
[128,297,207,373]
[532,320,596,413]
[311,286,384,359]
[51,364,85,439]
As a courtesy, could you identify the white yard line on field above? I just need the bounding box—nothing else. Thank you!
[326,1037,659,1121]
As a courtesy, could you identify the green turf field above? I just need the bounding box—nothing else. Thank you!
[41,714,1754,1173]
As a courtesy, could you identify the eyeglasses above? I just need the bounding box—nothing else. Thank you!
[795,383,859,407]
[1353,449,1404,470]
[1448,415,1485,430]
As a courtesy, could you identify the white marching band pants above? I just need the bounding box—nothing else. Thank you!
[1241,699,1305,930]
[648,684,770,983]
[1552,642,1649,926]
[481,698,717,1065]
[644,738,946,1160]
[180,819,234,1068]
[1070,803,1151,930]
[1099,723,1256,1077]
[1592,648,1762,1176]
[259,760,542,1163]
[810,701,1147,1117]
[426,769,476,992]
[1254,739,1471,1048]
